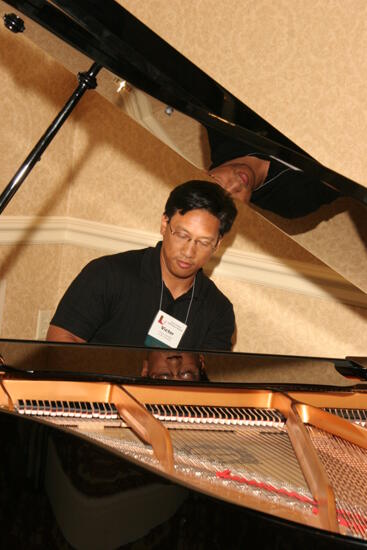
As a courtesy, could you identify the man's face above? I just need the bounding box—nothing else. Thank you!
[160,209,221,281]
[141,351,202,381]
[208,155,264,203]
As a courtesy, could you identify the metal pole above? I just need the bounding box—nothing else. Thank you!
[0,61,102,214]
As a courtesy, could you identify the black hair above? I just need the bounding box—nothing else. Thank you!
[144,350,210,382]
[207,125,259,169]
[164,180,237,237]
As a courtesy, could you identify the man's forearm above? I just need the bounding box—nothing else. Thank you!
[46,324,86,344]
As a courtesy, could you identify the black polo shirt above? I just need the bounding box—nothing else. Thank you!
[251,158,340,218]
[51,242,235,351]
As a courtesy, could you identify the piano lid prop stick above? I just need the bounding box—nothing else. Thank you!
[0,21,101,215]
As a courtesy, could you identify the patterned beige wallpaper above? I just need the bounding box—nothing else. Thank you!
[0,8,366,358]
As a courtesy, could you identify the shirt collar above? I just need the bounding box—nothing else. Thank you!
[141,241,204,299]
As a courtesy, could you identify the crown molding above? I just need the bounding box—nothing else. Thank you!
[0,215,366,308]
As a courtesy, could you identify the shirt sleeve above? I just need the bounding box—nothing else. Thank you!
[201,299,235,351]
[50,257,113,341]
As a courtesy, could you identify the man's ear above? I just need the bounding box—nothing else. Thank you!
[160,214,169,237]
[213,236,222,252]
[141,359,149,377]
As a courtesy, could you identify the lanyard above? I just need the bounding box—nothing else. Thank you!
[159,276,196,325]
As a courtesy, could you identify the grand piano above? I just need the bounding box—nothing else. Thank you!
[1,1,367,548]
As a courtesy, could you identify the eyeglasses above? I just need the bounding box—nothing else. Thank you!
[168,222,218,251]
[151,369,200,381]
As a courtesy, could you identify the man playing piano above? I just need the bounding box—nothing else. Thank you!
[47,180,237,351]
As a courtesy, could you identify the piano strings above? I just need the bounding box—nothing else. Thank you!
[2,377,367,540]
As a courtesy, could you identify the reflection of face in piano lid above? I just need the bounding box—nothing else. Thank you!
[206,126,341,217]
[141,351,204,381]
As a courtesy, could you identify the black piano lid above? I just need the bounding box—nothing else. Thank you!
[1,337,367,391]
[2,0,367,204]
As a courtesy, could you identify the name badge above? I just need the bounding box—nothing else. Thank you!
[144,309,187,348]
